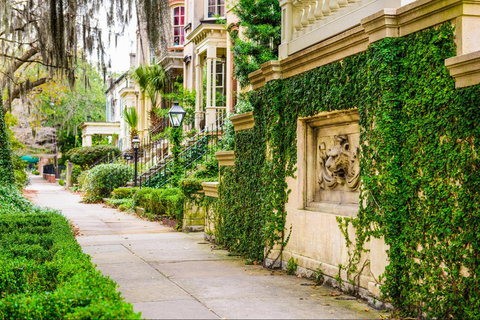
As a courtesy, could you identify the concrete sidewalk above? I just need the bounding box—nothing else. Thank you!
[27,176,385,319]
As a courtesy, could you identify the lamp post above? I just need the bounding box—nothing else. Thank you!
[168,101,187,127]
[132,136,141,187]
[168,102,186,186]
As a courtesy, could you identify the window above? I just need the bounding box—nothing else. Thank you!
[215,60,226,106]
[207,0,224,18]
[173,6,185,46]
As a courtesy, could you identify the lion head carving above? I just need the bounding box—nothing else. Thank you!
[319,135,359,191]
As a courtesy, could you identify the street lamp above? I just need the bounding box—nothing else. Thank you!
[168,101,186,127]
[132,136,141,187]
[168,102,186,186]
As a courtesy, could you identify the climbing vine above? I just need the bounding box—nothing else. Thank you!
[216,23,480,318]
[0,100,15,186]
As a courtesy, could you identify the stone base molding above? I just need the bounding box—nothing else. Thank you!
[445,50,480,88]
[250,0,480,89]
[215,151,236,166]
[230,111,255,132]
[202,182,219,198]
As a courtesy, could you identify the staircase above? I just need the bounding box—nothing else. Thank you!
[140,115,225,189]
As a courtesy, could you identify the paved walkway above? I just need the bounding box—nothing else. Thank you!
[26,176,384,319]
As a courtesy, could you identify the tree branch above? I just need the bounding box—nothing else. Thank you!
[7,47,39,75]
[10,77,49,101]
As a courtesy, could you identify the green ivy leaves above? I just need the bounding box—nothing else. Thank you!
[218,22,480,318]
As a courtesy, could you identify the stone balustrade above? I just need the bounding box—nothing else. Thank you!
[279,0,402,58]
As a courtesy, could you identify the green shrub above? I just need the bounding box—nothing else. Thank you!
[58,179,64,186]
[106,198,133,210]
[111,187,137,199]
[134,187,184,221]
[77,170,89,190]
[0,186,140,319]
[71,165,82,185]
[14,169,28,190]
[12,155,28,190]
[82,164,133,202]
[65,145,121,169]
[287,257,298,275]
[32,170,40,175]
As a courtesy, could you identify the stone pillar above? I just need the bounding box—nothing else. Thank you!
[82,134,93,147]
[206,58,213,110]
[456,15,480,55]
[279,0,294,59]
[205,46,217,128]
[66,161,74,187]
[205,107,216,128]
[195,57,204,131]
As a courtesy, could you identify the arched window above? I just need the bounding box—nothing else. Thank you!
[173,6,185,46]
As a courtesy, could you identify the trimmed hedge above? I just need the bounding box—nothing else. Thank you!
[134,187,184,221]
[111,187,138,199]
[82,164,133,202]
[0,186,140,319]
[65,145,120,169]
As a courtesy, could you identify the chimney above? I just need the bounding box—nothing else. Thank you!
[130,53,136,69]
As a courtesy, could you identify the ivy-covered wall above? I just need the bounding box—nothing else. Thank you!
[215,24,480,318]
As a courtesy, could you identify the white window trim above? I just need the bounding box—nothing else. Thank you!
[204,0,225,20]
[172,5,185,47]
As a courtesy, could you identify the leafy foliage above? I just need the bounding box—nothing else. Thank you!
[65,145,120,169]
[25,62,107,154]
[0,106,14,185]
[229,0,281,87]
[134,187,184,221]
[82,163,133,202]
[123,107,139,141]
[70,165,83,185]
[131,64,168,110]
[111,187,138,199]
[218,23,480,318]
[0,185,140,319]
[162,81,196,126]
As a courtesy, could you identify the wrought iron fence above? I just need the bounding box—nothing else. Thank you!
[141,113,225,189]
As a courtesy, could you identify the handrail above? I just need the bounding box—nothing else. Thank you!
[141,112,226,188]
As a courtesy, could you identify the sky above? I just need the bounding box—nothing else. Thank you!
[96,5,137,74]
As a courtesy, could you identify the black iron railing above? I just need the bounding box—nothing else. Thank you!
[141,113,225,189]
[43,164,66,178]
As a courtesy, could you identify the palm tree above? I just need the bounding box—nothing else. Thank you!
[130,64,169,131]
[131,64,169,110]
[123,107,139,143]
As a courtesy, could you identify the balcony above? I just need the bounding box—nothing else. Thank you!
[279,0,403,58]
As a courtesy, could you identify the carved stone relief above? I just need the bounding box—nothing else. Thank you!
[300,109,360,214]
[318,134,360,191]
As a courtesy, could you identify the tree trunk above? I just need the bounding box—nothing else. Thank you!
[0,97,15,186]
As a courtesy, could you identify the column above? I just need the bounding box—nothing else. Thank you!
[82,134,93,147]
[205,46,217,128]
[66,161,73,187]
[279,0,294,59]
[195,56,204,131]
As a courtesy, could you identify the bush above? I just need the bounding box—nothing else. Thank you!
[14,169,28,190]
[82,164,133,202]
[111,187,138,199]
[32,170,40,175]
[77,170,89,190]
[0,186,140,319]
[12,155,28,190]
[58,179,64,186]
[106,198,133,210]
[71,165,83,185]
[65,145,121,169]
[134,187,184,221]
